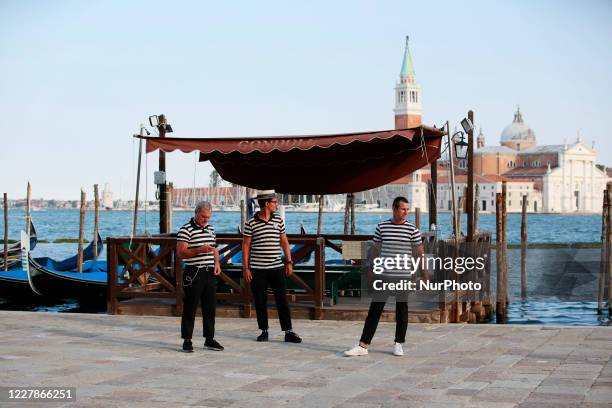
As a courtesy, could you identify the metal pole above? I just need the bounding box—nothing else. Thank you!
[133,127,144,236]
[447,121,458,241]
[467,110,474,241]
[430,159,438,230]
[158,114,168,234]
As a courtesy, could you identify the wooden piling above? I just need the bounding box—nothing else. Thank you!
[240,200,245,231]
[415,207,421,230]
[521,195,528,299]
[317,194,324,235]
[607,183,612,317]
[473,184,480,237]
[350,193,356,235]
[343,194,350,235]
[77,189,86,273]
[3,193,7,271]
[598,190,608,315]
[26,182,31,237]
[495,192,505,322]
[93,184,99,258]
[502,181,508,306]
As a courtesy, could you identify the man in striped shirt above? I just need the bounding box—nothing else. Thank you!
[243,190,302,343]
[177,201,223,352]
[344,196,423,357]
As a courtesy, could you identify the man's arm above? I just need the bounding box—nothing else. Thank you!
[368,242,381,283]
[242,236,252,282]
[280,233,293,277]
[176,241,215,259]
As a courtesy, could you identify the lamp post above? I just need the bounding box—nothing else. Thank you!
[449,117,474,240]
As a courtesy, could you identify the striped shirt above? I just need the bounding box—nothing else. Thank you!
[177,218,216,266]
[243,213,286,269]
[374,219,422,276]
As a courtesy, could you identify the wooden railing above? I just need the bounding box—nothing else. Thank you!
[106,232,491,322]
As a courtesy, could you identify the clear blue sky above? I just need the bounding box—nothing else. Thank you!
[1,0,611,200]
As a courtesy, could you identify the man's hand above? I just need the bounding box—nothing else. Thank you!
[285,262,293,277]
[199,244,215,254]
[243,268,252,283]
[214,263,222,276]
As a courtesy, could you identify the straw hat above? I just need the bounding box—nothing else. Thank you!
[255,189,276,200]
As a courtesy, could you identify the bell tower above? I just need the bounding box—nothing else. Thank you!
[394,36,422,129]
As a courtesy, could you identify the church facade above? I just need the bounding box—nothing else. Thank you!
[357,37,609,214]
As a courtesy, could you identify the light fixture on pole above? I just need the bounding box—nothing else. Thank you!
[453,131,468,160]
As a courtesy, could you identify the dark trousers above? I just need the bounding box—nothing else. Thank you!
[250,267,292,331]
[360,280,409,344]
[181,265,216,340]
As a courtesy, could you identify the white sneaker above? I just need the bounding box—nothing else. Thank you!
[393,342,404,356]
[344,345,368,357]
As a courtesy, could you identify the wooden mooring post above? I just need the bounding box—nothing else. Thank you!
[473,184,480,237]
[598,190,608,315]
[3,193,7,271]
[343,194,350,235]
[317,194,324,235]
[521,195,528,300]
[607,182,612,317]
[77,189,86,273]
[415,207,421,230]
[350,193,356,235]
[26,182,31,237]
[93,184,99,258]
[240,199,245,231]
[495,192,506,322]
[502,181,508,307]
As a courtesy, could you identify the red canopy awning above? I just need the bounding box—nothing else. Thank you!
[143,126,444,194]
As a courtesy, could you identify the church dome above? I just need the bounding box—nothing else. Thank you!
[500,107,536,143]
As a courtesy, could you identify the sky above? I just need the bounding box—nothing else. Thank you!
[1,0,611,201]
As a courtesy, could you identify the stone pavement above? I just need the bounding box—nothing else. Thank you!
[1,311,611,407]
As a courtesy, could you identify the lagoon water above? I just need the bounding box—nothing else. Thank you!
[1,209,609,325]
[0,208,603,243]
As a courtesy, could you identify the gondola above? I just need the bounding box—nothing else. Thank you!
[0,223,38,297]
[26,234,106,301]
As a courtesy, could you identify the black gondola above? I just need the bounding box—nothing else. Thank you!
[26,234,106,302]
[0,223,38,297]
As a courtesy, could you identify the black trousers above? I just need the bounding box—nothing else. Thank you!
[181,265,216,340]
[250,267,292,331]
[360,278,409,344]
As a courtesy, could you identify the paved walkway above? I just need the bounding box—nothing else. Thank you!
[1,311,611,407]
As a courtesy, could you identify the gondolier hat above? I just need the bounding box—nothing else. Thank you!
[255,190,276,200]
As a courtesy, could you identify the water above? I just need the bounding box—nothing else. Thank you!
[1,208,609,325]
[0,208,603,244]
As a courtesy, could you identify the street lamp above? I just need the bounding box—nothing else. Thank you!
[453,131,468,160]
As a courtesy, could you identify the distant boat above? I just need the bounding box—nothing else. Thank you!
[26,234,106,301]
[0,222,38,297]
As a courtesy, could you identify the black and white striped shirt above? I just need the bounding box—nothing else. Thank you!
[374,219,422,276]
[243,213,286,269]
[177,218,216,266]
